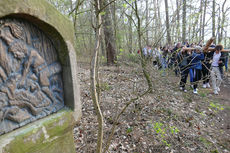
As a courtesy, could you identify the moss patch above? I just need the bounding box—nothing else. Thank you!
[1,109,75,153]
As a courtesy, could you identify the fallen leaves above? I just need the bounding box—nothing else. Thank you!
[74,62,230,152]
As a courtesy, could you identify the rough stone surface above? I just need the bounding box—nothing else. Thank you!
[0,18,65,135]
[0,0,81,123]
[0,0,81,152]
[0,108,75,153]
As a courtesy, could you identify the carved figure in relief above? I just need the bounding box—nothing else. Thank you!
[0,21,64,126]
[0,23,61,104]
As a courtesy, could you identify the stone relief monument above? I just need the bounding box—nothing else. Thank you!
[0,19,64,134]
[0,0,81,152]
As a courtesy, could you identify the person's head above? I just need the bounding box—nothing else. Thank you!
[176,42,181,48]
[195,46,202,53]
[8,41,27,59]
[214,44,223,53]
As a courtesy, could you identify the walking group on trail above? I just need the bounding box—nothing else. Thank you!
[140,39,229,95]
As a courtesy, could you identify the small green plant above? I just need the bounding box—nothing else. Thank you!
[152,122,180,147]
[100,82,112,91]
[199,136,212,148]
[209,102,224,113]
[126,127,133,134]
[100,56,106,63]
[126,53,139,63]
[170,126,179,135]
[199,92,206,97]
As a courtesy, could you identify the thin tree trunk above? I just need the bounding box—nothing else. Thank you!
[134,0,153,92]
[202,0,207,41]
[219,0,227,43]
[199,0,203,41]
[176,0,181,42]
[217,6,221,44]
[212,0,216,44]
[182,0,186,43]
[146,0,149,45]
[165,0,171,44]
[100,28,106,56]
[128,10,133,53]
[102,0,117,65]
[91,0,103,152]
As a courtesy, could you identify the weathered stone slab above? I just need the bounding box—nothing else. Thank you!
[0,0,81,152]
[0,18,65,135]
[0,0,81,135]
[0,108,75,153]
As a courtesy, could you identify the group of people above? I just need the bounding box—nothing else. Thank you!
[142,42,229,95]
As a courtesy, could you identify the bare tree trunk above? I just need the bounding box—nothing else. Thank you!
[164,0,171,45]
[146,0,149,45]
[128,10,133,53]
[134,0,153,92]
[91,0,104,152]
[102,0,117,65]
[100,27,106,56]
[202,0,207,41]
[212,0,216,44]
[199,0,203,41]
[110,0,117,48]
[176,0,181,42]
[219,0,227,43]
[217,6,221,44]
[192,8,199,42]
[182,0,186,43]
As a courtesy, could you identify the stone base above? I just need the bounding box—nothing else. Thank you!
[0,108,76,153]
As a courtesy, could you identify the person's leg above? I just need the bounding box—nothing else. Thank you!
[193,69,198,90]
[180,69,185,88]
[180,68,188,88]
[206,63,211,86]
[211,67,217,93]
[202,64,207,86]
[219,66,224,79]
[197,69,202,81]
[189,68,194,84]
[216,67,222,90]
[183,68,189,90]
[225,57,228,72]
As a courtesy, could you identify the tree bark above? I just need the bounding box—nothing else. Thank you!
[219,0,227,43]
[212,0,216,44]
[164,0,172,45]
[176,0,181,42]
[146,0,149,45]
[134,0,153,92]
[91,0,104,152]
[182,0,186,43]
[199,0,203,41]
[128,10,133,53]
[102,0,117,65]
[202,0,207,41]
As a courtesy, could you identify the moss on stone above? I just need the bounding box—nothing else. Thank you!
[1,109,75,153]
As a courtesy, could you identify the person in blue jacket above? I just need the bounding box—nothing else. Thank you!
[177,46,191,92]
[190,46,204,94]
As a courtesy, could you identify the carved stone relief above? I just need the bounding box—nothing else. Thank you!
[0,19,64,135]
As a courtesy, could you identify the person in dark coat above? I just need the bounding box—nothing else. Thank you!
[190,46,204,94]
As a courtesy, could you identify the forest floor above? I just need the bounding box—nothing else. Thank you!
[74,60,230,153]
